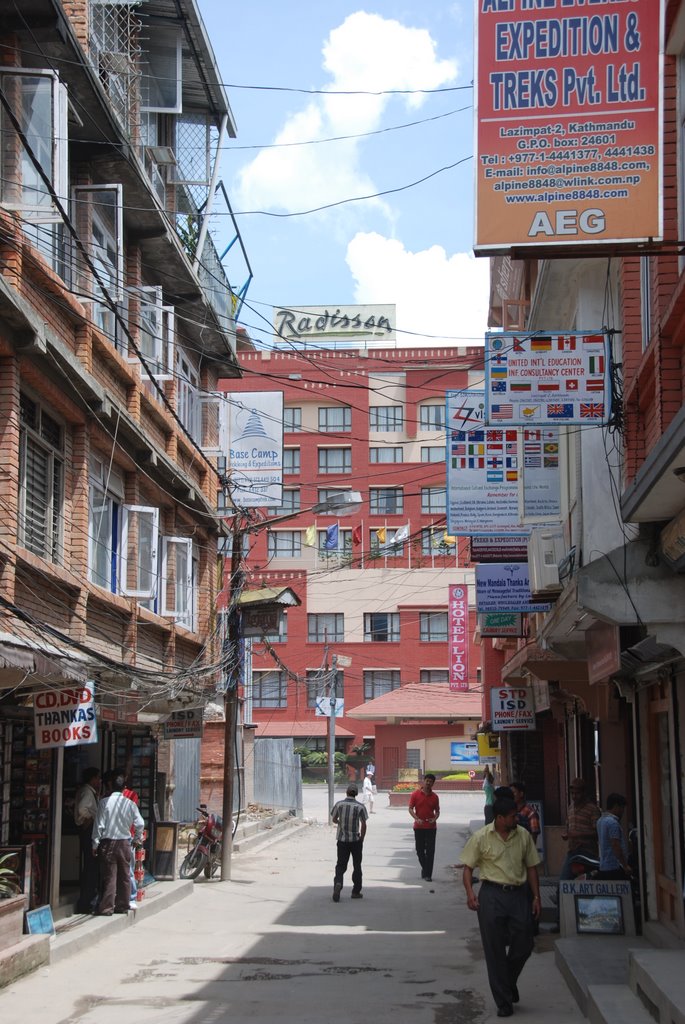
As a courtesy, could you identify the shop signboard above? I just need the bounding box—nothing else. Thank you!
[448,583,469,691]
[447,391,561,534]
[450,741,479,765]
[490,686,536,731]
[315,697,345,718]
[34,684,97,749]
[485,332,611,426]
[163,709,204,739]
[229,391,284,507]
[475,0,663,252]
[477,732,501,764]
[470,534,529,563]
[478,611,525,638]
[476,563,550,613]
[586,621,621,684]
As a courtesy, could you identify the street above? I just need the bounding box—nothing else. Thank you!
[1,790,585,1023]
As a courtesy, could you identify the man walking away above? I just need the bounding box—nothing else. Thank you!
[93,770,144,915]
[597,793,632,880]
[74,766,101,913]
[409,773,440,882]
[559,777,601,879]
[461,796,541,1018]
[331,784,368,901]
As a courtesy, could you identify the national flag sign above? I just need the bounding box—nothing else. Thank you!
[580,402,605,418]
[490,403,514,420]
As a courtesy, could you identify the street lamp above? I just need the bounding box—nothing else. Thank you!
[220,489,363,879]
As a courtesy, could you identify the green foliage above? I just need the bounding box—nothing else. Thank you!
[176,215,200,259]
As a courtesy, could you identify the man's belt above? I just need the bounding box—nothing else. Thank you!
[480,880,525,891]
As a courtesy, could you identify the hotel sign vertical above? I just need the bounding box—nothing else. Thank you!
[449,584,469,692]
[475,0,663,252]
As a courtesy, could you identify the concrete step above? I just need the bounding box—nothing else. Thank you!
[629,949,685,1024]
[555,936,650,1017]
[587,985,654,1024]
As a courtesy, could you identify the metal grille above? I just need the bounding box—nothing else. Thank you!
[88,0,142,133]
[175,114,212,186]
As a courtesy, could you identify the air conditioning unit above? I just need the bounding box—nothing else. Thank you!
[527,527,565,599]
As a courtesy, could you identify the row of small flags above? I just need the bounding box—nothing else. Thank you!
[303,523,454,551]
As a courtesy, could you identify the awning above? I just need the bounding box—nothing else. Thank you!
[501,643,588,684]
[254,720,356,739]
[0,631,90,689]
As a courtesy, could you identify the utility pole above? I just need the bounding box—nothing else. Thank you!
[327,654,338,813]
[220,524,243,880]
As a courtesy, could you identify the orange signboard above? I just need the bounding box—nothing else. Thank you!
[475,0,663,252]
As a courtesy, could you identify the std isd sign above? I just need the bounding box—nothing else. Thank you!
[475,0,663,252]
[491,686,536,731]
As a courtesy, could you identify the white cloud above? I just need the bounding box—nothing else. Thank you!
[346,232,488,345]
[235,12,457,217]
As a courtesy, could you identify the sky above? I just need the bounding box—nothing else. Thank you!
[198,0,489,349]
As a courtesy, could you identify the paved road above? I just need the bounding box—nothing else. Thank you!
[1,789,585,1023]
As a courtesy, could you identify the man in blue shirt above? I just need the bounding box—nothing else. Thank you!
[597,793,632,880]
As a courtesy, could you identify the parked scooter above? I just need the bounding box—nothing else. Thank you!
[179,804,237,880]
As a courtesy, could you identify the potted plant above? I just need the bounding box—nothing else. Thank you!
[0,853,27,952]
[388,781,417,807]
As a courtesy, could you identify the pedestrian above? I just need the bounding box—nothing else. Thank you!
[461,796,542,1018]
[559,777,601,879]
[92,770,144,915]
[365,760,376,780]
[74,766,101,913]
[510,782,541,843]
[409,773,440,882]
[362,773,375,814]
[123,776,141,909]
[483,765,495,824]
[331,784,368,902]
[596,793,632,880]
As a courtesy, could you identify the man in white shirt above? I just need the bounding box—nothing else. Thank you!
[74,767,101,913]
[93,771,144,915]
[362,773,375,814]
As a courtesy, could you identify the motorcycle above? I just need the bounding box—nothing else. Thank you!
[179,804,237,880]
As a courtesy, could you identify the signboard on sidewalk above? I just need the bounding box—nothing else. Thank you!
[34,684,98,749]
[475,0,663,252]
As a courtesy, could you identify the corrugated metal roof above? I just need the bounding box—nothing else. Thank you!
[346,684,483,721]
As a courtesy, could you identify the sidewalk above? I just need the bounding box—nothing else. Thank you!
[0,789,585,1023]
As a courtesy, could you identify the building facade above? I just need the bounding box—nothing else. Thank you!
[0,0,244,919]
[221,308,485,787]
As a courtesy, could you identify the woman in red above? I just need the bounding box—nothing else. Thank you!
[409,773,440,881]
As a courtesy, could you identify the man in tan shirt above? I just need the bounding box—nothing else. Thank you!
[461,796,541,1018]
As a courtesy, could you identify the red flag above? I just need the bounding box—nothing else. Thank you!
[352,525,362,546]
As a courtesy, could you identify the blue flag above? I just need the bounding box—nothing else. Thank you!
[324,524,339,550]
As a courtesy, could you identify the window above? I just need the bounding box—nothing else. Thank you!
[364,613,400,642]
[319,406,351,432]
[306,669,344,707]
[284,407,302,432]
[120,506,160,599]
[421,528,456,556]
[269,489,300,515]
[18,393,63,563]
[175,349,202,443]
[419,404,446,431]
[283,448,300,475]
[317,529,352,559]
[370,487,403,514]
[420,670,449,685]
[364,670,400,700]
[72,184,124,344]
[420,611,448,642]
[267,531,301,559]
[161,537,197,631]
[88,455,125,591]
[307,613,344,643]
[370,405,403,431]
[370,447,403,463]
[421,487,446,514]
[0,69,68,221]
[252,670,287,709]
[421,446,445,463]
[264,613,288,644]
[370,528,405,557]
[130,286,174,381]
[140,25,182,113]
[318,448,351,474]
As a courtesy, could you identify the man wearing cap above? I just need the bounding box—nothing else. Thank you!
[461,796,541,1017]
[559,777,601,880]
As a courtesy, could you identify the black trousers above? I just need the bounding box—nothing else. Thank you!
[98,838,132,914]
[77,826,99,913]
[477,883,535,1011]
[414,828,437,878]
[334,839,363,893]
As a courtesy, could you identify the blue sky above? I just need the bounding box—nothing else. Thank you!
[198,0,489,348]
